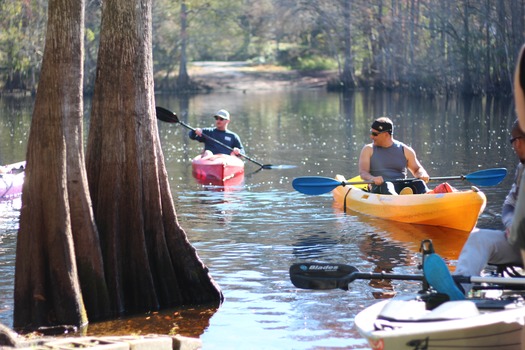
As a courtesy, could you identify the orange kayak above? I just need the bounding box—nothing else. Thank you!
[332,175,486,232]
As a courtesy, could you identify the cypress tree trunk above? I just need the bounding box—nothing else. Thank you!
[86,0,222,317]
[13,0,109,330]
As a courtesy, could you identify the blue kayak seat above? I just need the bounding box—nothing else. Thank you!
[423,253,466,301]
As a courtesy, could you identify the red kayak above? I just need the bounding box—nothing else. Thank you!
[0,161,25,201]
[192,154,244,186]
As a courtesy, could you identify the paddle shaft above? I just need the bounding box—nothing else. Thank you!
[337,175,480,187]
[347,175,489,185]
[352,272,424,282]
[351,272,525,286]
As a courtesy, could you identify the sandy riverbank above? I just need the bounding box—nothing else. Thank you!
[187,61,338,91]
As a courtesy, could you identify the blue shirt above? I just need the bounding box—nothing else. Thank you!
[189,128,245,155]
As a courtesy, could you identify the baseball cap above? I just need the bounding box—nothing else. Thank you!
[214,109,230,120]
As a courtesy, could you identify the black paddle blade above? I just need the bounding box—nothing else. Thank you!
[155,106,179,123]
[289,263,358,291]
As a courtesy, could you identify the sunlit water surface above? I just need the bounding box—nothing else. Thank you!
[0,90,516,349]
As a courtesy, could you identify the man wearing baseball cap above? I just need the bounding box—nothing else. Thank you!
[189,109,245,157]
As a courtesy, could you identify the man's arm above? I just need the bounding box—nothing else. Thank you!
[233,134,245,155]
[405,146,429,182]
[502,165,521,230]
[359,144,382,185]
[189,128,207,142]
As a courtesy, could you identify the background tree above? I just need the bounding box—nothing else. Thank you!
[152,0,179,91]
[86,0,223,315]
[176,0,190,89]
[14,0,109,329]
[340,0,356,89]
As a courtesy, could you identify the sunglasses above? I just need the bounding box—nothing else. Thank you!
[370,130,388,137]
[214,116,226,121]
[510,136,525,145]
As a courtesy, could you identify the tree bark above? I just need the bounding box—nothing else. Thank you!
[13,0,102,329]
[87,0,222,317]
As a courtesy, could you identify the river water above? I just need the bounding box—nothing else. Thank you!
[0,90,517,349]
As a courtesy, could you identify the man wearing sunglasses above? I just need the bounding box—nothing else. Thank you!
[189,109,245,157]
[358,117,430,195]
[452,119,524,295]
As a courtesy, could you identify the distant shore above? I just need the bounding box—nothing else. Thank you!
[186,61,338,92]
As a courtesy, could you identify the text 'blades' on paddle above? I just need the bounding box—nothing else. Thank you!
[289,263,359,290]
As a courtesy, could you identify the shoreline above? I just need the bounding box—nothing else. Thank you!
[186,61,338,92]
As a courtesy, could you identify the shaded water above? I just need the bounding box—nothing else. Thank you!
[0,90,517,349]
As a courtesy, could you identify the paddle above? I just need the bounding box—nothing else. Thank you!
[289,262,525,291]
[292,168,508,195]
[156,106,280,170]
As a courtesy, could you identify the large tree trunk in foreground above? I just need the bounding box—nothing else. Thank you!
[86,0,222,316]
[14,0,109,329]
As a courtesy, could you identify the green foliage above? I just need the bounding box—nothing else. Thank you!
[0,0,47,91]
[274,43,336,71]
[296,56,337,71]
[86,28,96,43]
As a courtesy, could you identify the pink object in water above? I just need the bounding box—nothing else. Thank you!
[192,154,244,186]
[0,161,25,201]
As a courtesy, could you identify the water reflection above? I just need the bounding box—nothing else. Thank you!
[348,214,471,261]
[86,304,218,338]
[0,91,518,349]
[0,198,20,325]
[292,232,341,260]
